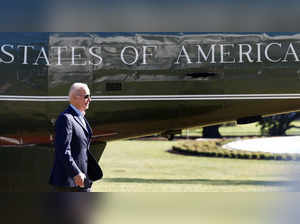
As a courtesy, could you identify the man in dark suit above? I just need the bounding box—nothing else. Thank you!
[49,83,103,192]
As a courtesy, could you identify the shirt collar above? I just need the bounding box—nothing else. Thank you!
[70,104,84,117]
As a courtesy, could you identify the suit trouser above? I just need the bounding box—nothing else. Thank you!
[52,186,91,192]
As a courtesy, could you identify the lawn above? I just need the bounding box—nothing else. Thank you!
[183,121,300,137]
[92,140,300,192]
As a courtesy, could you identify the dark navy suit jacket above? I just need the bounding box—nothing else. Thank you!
[49,105,103,188]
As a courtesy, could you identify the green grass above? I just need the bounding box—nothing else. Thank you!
[92,140,300,192]
[182,123,261,137]
[93,194,282,224]
[183,121,300,137]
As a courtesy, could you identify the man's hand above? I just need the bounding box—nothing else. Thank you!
[74,172,86,188]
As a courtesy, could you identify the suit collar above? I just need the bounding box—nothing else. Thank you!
[69,104,84,117]
[66,105,77,116]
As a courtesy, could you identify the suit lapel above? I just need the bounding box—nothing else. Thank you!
[84,116,93,136]
[68,105,92,137]
[74,116,89,134]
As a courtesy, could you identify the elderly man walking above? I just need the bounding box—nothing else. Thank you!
[49,83,103,192]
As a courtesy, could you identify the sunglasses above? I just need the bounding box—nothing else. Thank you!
[81,94,91,99]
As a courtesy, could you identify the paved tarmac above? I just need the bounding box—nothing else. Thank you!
[224,136,300,154]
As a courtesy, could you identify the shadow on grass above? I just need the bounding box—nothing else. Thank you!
[103,178,290,186]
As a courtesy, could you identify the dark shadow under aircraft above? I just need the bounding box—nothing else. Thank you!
[1,32,300,191]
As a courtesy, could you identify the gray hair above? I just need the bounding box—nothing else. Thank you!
[68,83,89,98]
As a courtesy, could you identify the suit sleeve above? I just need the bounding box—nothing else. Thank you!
[55,114,81,178]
